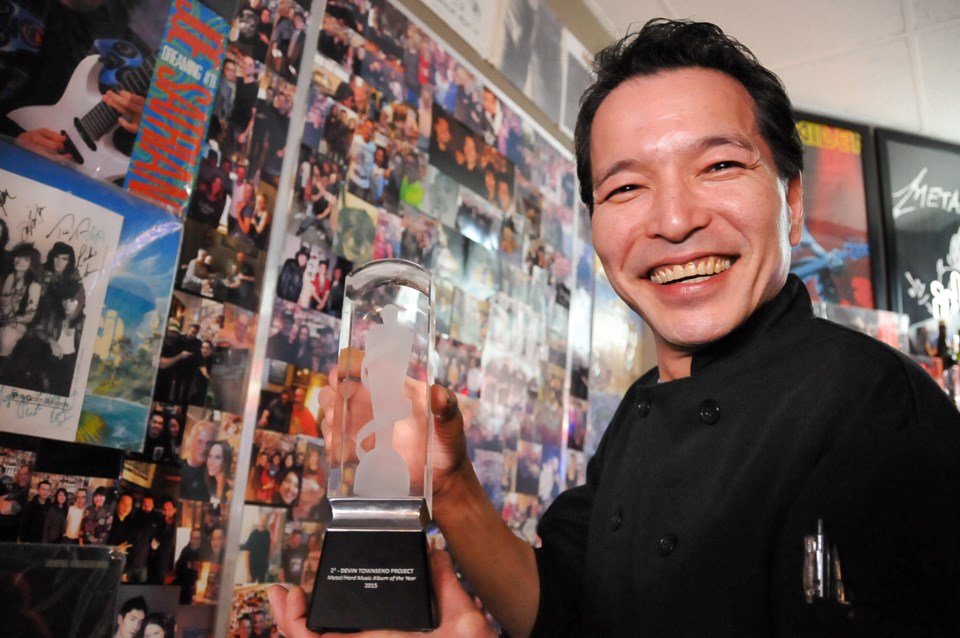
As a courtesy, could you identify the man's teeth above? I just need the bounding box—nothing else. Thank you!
[649,257,732,284]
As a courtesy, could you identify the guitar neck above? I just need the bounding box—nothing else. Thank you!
[80,51,157,141]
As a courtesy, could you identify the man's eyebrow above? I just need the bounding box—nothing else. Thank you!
[697,134,754,154]
[593,158,643,192]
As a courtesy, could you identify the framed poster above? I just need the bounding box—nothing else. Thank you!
[0,140,182,445]
[876,129,960,331]
[791,112,884,308]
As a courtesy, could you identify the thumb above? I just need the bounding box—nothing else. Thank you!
[430,385,464,438]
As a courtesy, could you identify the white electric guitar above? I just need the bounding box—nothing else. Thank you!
[8,47,155,182]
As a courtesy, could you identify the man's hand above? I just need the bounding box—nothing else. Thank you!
[103,89,145,133]
[267,549,496,638]
[317,351,471,498]
[16,128,70,159]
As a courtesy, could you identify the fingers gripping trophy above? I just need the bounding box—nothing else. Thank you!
[310,259,437,632]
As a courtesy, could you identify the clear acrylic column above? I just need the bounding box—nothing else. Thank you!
[309,258,436,632]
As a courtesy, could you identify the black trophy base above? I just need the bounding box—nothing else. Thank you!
[308,528,436,632]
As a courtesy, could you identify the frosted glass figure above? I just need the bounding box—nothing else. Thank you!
[354,304,414,496]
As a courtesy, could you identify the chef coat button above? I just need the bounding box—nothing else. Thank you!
[657,533,677,556]
[610,508,622,530]
[699,399,720,425]
[637,397,651,417]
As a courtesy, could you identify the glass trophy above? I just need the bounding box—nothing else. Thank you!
[309,258,437,631]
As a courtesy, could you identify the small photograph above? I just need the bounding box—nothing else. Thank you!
[565,449,586,490]
[230,0,277,61]
[298,521,326,593]
[428,104,467,177]
[463,240,502,300]
[449,287,489,349]
[502,491,541,545]
[172,524,225,604]
[266,3,308,81]
[538,444,562,508]
[426,225,467,289]
[177,603,216,638]
[277,522,311,585]
[456,189,503,253]
[229,584,278,638]
[436,337,482,398]
[179,415,235,505]
[501,450,518,494]
[245,430,299,506]
[421,165,460,226]
[300,85,339,153]
[292,438,328,523]
[141,403,185,464]
[473,448,505,513]
[333,193,379,264]
[175,220,265,312]
[154,291,224,407]
[236,504,287,584]
[515,439,543,496]
[0,446,38,542]
[275,234,333,309]
[433,278,456,337]
[399,206,440,267]
[266,298,340,373]
[113,585,179,636]
[466,401,504,454]
[317,11,360,67]
[372,210,404,261]
[292,154,344,249]
[216,303,257,352]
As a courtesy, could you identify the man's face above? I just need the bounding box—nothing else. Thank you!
[238,619,252,638]
[253,613,265,634]
[211,528,224,552]
[589,69,802,378]
[16,466,29,487]
[223,60,237,82]
[190,529,202,550]
[149,415,164,437]
[117,609,145,638]
[163,501,176,521]
[75,490,87,506]
[191,427,212,465]
[117,495,133,518]
[187,324,199,339]
[38,483,50,501]
[289,531,302,548]
[141,496,154,513]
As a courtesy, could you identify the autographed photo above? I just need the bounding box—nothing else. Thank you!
[0,166,122,439]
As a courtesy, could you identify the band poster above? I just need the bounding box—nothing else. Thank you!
[0,150,123,440]
[791,114,876,307]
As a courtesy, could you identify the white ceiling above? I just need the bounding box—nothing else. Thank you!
[558,0,960,146]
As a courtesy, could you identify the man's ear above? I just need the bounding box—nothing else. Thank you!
[786,174,804,247]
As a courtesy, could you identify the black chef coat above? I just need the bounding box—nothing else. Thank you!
[533,276,960,637]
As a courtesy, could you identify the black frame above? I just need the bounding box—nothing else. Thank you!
[875,128,960,324]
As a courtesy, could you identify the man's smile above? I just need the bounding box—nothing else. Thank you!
[649,256,733,284]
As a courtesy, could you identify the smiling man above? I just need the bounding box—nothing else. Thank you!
[270,18,960,638]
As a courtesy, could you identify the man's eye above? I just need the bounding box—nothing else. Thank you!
[600,184,640,202]
[708,160,746,172]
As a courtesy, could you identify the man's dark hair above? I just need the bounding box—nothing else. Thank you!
[119,595,147,617]
[575,18,803,213]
